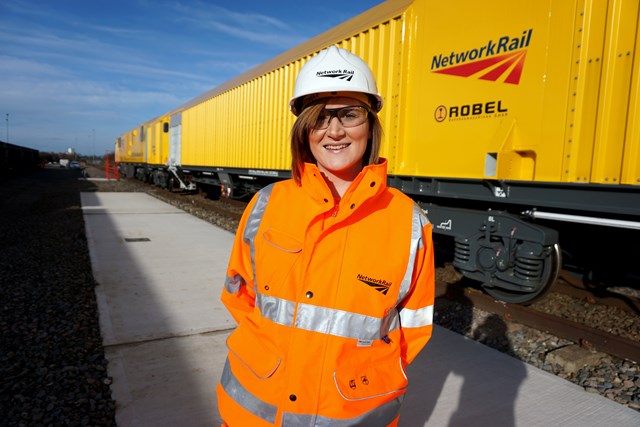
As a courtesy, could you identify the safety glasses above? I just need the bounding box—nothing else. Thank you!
[313,106,369,130]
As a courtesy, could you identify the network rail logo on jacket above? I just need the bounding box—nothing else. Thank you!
[357,274,392,295]
[431,29,533,85]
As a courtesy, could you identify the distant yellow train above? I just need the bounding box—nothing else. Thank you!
[116,0,640,303]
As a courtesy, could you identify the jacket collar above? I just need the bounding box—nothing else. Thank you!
[300,159,389,209]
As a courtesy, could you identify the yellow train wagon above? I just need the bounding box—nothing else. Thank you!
[144,115,170,168]
[121,0,640,303]
[140,115,174,188]
[115,125,146,178]
[116,115,187,189]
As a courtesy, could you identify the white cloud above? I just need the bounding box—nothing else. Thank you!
[169,1,304,47]
[0,55,70,78]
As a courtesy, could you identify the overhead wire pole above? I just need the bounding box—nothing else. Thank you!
[5,113,8,143]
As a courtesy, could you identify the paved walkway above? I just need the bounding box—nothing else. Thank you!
[81,192,640,426]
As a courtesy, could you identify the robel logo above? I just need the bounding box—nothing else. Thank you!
[317,69,355,81]
[431,29,532,85]
[434,100,508,122]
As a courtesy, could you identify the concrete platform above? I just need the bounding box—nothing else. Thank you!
[82,192,640,427]
[82,192,235,426]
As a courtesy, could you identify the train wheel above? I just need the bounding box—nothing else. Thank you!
[484,243,561,304]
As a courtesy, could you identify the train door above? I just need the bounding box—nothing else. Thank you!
[145,123,151,165]
[168,113,182,166]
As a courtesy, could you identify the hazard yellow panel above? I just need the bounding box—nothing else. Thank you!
[592,0,639,184]
[622,13,640,185]
[561,0,608,183]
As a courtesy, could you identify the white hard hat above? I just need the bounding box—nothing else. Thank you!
[289,46,383,116]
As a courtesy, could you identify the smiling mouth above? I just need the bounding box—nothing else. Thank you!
[324,143,351,151]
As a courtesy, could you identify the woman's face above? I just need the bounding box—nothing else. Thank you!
[308,97,370,183]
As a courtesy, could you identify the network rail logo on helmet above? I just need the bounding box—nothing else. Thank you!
[289,46,383,115]
[316,69,355,81]
[431,29,533,85]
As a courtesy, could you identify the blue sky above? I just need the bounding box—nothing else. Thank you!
[0,0,383,156]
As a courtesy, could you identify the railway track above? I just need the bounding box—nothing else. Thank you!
[555,272,640,317]
[435,280,640,363]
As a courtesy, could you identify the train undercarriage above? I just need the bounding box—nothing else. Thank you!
[390,175,640,304]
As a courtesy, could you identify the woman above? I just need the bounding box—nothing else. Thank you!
[217,46,435,426]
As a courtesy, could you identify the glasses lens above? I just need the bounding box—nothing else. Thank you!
[338,107,367,127]
[315,112,331,129]
[314,107,368,129]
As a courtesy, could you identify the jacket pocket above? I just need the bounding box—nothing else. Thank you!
[226,321,282,379]
[262,227,303,253]
[255,227,303,291]
[334,355,408,401]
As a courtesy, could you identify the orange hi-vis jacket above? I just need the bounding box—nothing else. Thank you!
[217,159,435,426]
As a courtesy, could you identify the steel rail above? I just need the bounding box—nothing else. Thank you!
[435,281,640,363]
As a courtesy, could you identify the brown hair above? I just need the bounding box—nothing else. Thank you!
[290,101,383,184]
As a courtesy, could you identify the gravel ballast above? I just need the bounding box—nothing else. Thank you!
[0,168,117,426]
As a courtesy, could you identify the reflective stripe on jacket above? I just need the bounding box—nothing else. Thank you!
[217,159,435,426]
